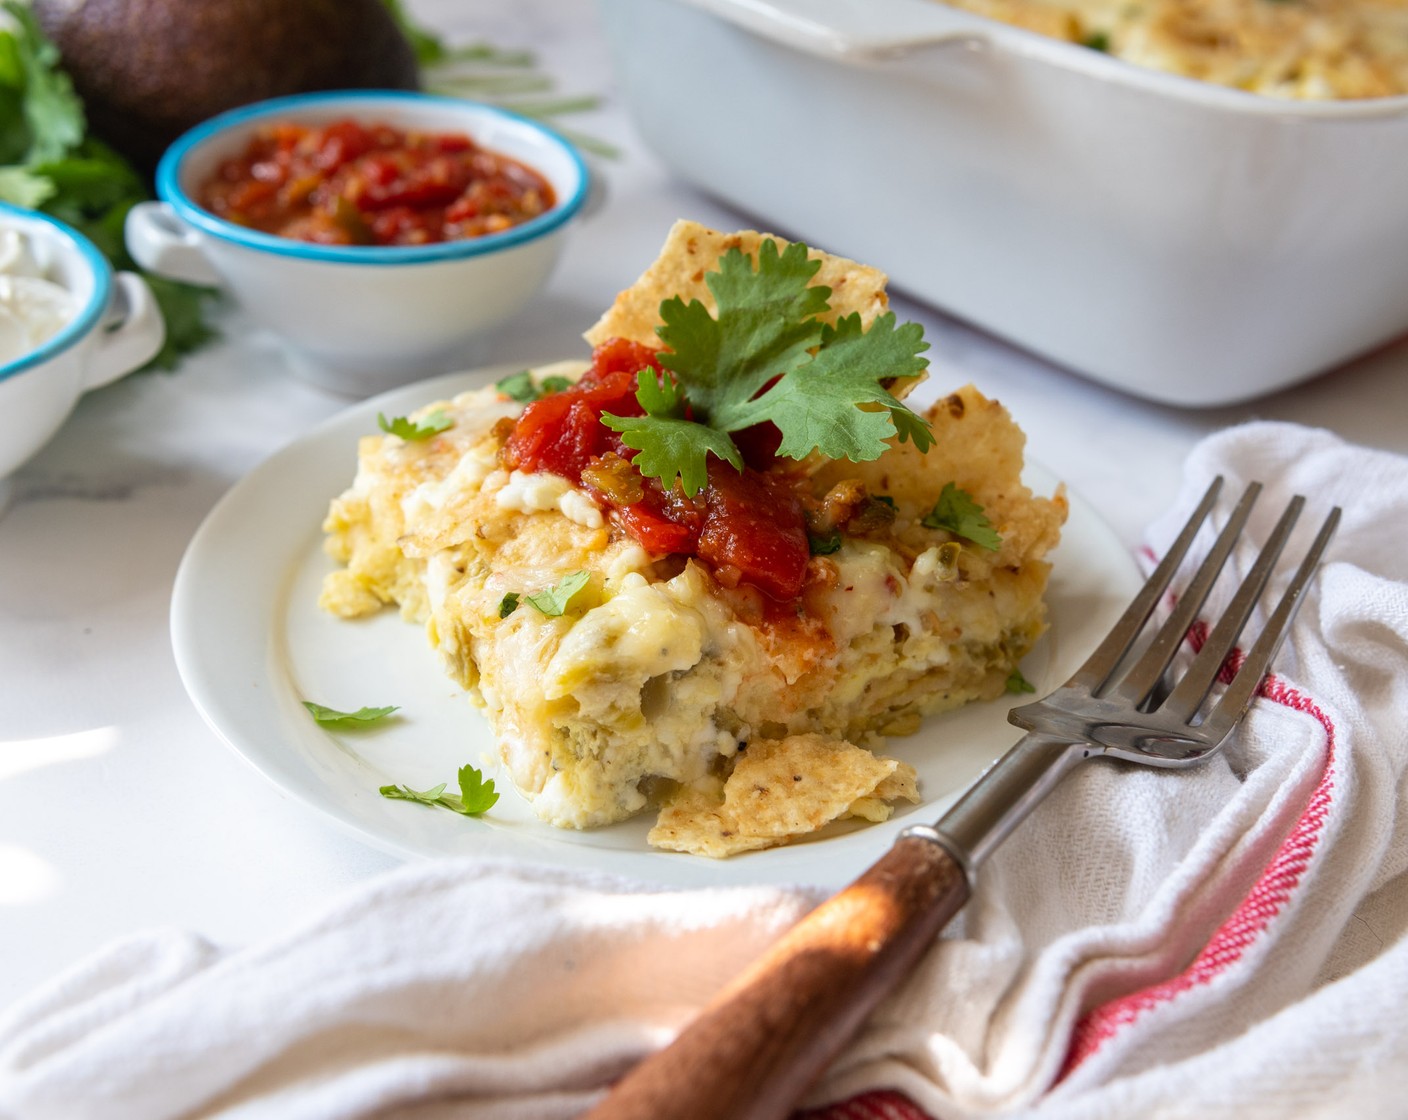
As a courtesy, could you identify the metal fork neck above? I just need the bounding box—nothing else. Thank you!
[905,732,1092,877]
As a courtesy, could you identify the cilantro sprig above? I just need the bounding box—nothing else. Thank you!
[499,571,590,618]
[601,239,932,496]
[0,3,218,369]
[922,483,1002,551]
[378,409,453,441]
[380,764,499,816]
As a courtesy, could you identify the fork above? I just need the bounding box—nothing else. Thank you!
[582,477,1341,1120]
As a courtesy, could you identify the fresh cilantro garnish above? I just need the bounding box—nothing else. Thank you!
[495,369,538,402]
[523,571,590,617]
[0,3,219,370]
[600,239,932,496]
[922,483,1002,551]
[1006,667,1037,694]
[498,591,521,617]
[496,369,571,403]
[380,764,499,816]
[378,409,453,441]
[809,530,842,556]
[303,701,400,728]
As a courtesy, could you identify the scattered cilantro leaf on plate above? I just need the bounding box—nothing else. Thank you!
[524,570,590,617]
[303,701,400,728]
[601,239,931,496]
[378,409,453,441]
[922,482,1002,551]
[380,764,499,816]
[496,369,571,403]
[495,369,538,402]
[1006,667,1037,694]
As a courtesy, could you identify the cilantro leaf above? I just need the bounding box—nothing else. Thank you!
[809,530,842,556]
[659,240,831,420]
[602,368,741,494]
[498,591,521,618]
[378,409,453,441]
[495,369,538,402]
[523,570,590,616]
[496,368,572,403]
[303,701,400,728]
[1006,666,1037,694]
[455,765,500,814]
[922,483,1002,550]
[602,238,931,495]
[379,764,499,816]
[2,2,83,166]
[746,312,934,462]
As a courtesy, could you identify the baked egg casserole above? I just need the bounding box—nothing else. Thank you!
[942,0,1408,98]
[319,220,1066,857]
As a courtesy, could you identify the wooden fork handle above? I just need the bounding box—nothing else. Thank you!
[581,835,970,1120]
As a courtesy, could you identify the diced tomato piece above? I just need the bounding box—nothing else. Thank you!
[502,337,810,601]
[696,462,809,601]
[613,500,698,556]
[504,340,661,479]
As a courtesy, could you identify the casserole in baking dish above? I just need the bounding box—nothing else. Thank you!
[598,0,1408,406]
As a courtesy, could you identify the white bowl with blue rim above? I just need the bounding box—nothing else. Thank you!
[0,202,165,512]
[124,90,591,398]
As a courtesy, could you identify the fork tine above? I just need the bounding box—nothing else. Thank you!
[1106,481,1262,707]
[1066,476,1224,694]
[1193,504,1341,742]
[1160,494,1304,722]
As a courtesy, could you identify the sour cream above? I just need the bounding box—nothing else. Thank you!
[0,227,76,365]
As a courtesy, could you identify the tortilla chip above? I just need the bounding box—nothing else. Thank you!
[647,733,920,858]
[584,219,892,349]
[648,777,779,859]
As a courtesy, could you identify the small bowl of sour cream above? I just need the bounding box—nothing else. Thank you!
[0,203,165,510]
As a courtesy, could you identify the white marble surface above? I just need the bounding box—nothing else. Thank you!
[2,0,1407,1010]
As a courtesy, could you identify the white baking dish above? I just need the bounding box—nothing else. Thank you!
[597,0,1408,407]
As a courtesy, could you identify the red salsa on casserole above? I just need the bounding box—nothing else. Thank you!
[503,339,813,603]
[195,118,556,247]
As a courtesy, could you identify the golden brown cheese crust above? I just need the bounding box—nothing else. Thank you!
[944,0,1408,98]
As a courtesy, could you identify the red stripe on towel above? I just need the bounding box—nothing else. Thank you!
[805,1089,931,1120]
[1058,667,1338,1076]
[809,594,1337,1119]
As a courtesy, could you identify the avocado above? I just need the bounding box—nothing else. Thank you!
[33,0,421,176]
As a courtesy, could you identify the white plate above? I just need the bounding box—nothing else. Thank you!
[171,363,1144,889]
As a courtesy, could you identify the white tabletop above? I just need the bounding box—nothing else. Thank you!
[2,0,1407,1011]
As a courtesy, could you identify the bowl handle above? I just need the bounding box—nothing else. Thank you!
[84,272,167,390]
[678,0,988,59]
[125,201,223,287]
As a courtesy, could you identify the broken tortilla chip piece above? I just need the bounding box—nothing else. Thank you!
[647,733,921,858]
[584,219,894,350]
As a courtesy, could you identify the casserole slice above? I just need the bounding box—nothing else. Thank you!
[319,220,1066,855]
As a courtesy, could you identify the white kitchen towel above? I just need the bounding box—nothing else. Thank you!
[1,421,1405,1120]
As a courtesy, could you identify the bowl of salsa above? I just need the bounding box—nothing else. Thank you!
[125,91,590,396]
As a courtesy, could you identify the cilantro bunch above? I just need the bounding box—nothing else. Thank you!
[602,239,933,496]
[0,2,217,369]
